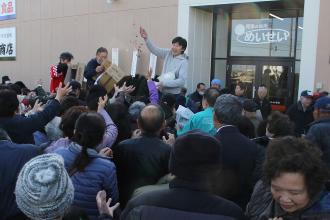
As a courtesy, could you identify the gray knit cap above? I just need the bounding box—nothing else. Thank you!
[15,154,74,220]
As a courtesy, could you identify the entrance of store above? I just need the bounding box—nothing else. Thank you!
[227,58,295,111]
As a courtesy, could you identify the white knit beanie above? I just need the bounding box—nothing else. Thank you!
[15,153,74,220]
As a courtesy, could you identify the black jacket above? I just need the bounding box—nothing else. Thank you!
[253,97,272,120]
[0,140,41,219]
[306,116,330,169]
[214,126,260,209]
[113,134,171,207]
[286,101,314,135]
[0,99,61,144]
[116,178,246,220]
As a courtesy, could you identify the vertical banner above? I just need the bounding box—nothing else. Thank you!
[0,26,16,60]
[130,50,138,77]
[0,0,16,21]
[111,48,119,66]
[149,53,157,78]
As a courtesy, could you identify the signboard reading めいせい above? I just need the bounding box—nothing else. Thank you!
[0,27,16,60]
[0,0,16,21]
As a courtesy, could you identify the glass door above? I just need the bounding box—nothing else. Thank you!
[228,60,294,109]
[229,63,257,99]
[260,62,293,110]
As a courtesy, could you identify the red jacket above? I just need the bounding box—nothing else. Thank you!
[50,64,65,93]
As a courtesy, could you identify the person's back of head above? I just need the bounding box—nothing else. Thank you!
[203,88,221,108]
[15,153,74,220]
[106,102,132,143]
[86,85,107,111]
[60,106,88,139]
[237,116,255,139]
[169,131,222,186]
[214,94,243,126]
[0,89,19,117]
[138,104,165,135]
[59,96,81,116]
[71,112,106,171]
[266,111,295,138]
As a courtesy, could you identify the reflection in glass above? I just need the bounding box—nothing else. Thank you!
[230,65,256,98]
[262,65,289,105]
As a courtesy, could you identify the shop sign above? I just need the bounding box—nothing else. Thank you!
[0,0,16,21]
[234,22,290,45]
[0,26,16,60]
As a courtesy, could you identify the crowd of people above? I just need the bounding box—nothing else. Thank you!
[1,27,330,220]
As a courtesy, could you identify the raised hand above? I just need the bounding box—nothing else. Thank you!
[140,26,148,40]
[55,83,72,102]
[98,95,109,112]
[96,190,120,217]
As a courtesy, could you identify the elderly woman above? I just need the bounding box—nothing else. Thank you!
[246,136,330,220]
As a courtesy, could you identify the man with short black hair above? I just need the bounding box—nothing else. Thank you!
[113,105,171,207]
[187,82,206,113]
[140,27,188,98]
[178,88,221,136]
[84,47,109,87]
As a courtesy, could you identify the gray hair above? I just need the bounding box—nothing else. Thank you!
[214,94,243,125]
[129,101,146,121]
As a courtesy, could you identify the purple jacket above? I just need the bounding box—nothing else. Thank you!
[147,80,159,104]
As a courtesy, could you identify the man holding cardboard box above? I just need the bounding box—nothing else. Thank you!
[140,27,188,98]
[84,47,109,88]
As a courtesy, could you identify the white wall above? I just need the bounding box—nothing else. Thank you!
[186,8,213,92]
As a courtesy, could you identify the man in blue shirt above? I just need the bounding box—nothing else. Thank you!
[177,88,221,136]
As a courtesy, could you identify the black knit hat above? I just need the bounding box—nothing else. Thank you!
[169,131,222,181]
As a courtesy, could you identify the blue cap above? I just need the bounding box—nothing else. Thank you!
[314,97,330,112]
[211,79,221,86]
[300,90,313,98]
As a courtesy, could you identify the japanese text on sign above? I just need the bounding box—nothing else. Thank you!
[0,0,15,21]
[0,27,16,59]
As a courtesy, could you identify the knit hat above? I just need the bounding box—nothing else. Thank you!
[15,154,74,220]
[211,79,222,86]
[169,131,222,181]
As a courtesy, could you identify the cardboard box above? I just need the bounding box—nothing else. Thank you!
[92,59,112,80]
[64,63,85,84]
[97,64,131,93]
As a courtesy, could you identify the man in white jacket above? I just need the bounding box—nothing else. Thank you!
[140,27,188,97]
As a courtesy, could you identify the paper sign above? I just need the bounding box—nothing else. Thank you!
[149,53,157,78]
[0,0,16,21]
[130,50,138,77]
[111,48,119,66]
[0,26,16,59]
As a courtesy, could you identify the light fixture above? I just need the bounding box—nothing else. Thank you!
[269,13,284,21]
[298,26,303,30]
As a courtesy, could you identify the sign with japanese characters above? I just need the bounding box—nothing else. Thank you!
[0,0,16,21]
[0,27,16,59]
[233,20,290,45]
